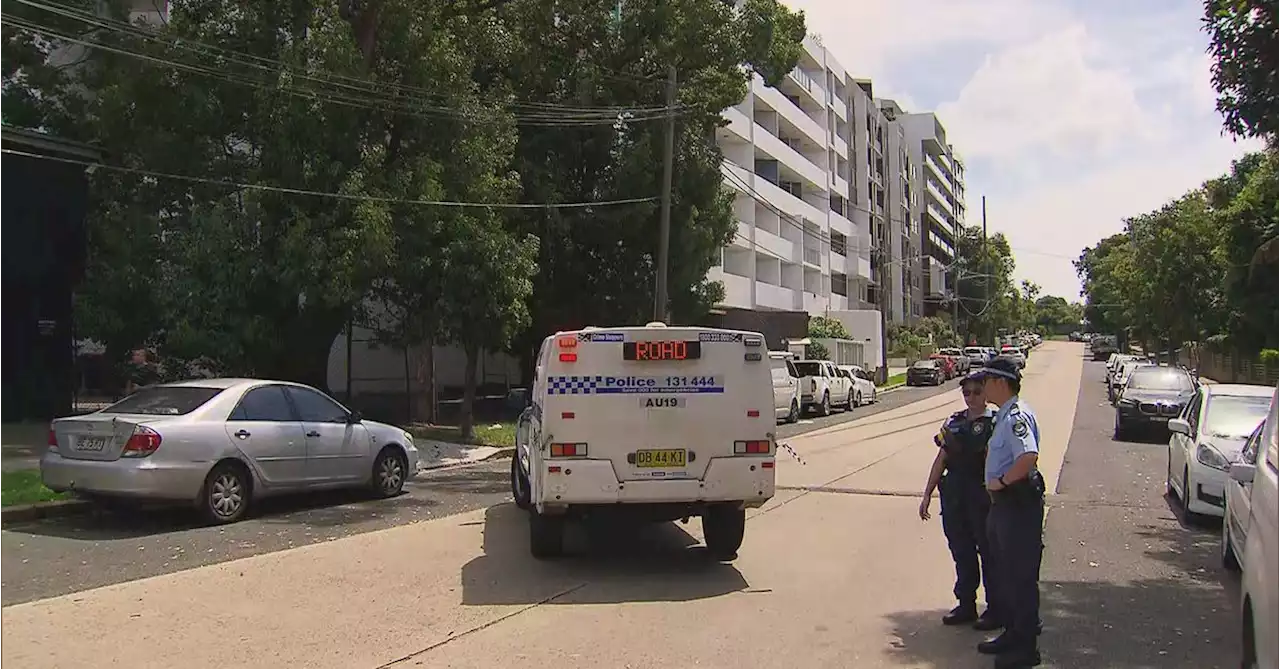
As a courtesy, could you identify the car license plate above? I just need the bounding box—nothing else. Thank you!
[75,436,109,452]
[1152,416,1169,422]
[634,449,686,468]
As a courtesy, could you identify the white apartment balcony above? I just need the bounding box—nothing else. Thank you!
[829,210,854,237]
[720,106,752,143]
[925,260,946,298]
[803,243,824,269]
[752,79,826,147]
[756,281,798,310]
[716,270,753,309]
[753,176,827,228]
[783,66,825,108]
[926,180,953,214]
[831,174,850,201]
[831,96,848,122]
[832,135,848,158]
[854,255,873,280]
[753,126,826,190]
[924,154,949,187]
[803,292,828,314]
[747,222,801,261]
[924,202,949,230]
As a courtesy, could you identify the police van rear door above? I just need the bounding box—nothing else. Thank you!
[544,326,772,482]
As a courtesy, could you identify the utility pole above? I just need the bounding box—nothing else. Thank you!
[981,195,989,346]
[653,65,677,323]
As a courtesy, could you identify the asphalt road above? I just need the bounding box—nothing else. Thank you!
[0,461,514,606]
[775,377,956,439]
[1039,351,1242,668]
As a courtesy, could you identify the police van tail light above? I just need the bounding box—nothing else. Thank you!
[550,442,587,457]
[559,352,578,362]
[734,440,770,455]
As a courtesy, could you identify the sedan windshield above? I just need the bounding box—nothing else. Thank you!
[1126,369,1193,392]
[912,361,937,369]
[1203,394,1273,439]
[102,386,223,416]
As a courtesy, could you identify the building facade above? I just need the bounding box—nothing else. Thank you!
[710,36,873,318]
[897,112,967,319]
[711,36,963,329]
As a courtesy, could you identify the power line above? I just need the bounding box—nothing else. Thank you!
[2,148,659,209]
[3,17,688,127]
[11,0,678,117]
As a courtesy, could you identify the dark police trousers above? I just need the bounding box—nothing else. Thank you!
[987,476,1045,647]
[939,474,998,611]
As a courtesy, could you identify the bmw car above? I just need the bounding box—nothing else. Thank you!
[1113,366,1197,439]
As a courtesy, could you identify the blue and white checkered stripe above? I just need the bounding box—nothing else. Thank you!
[548,376,603,395]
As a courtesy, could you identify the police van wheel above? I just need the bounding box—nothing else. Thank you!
[529,511,565,559]
[511,454,532,510]
[703,504,745,561]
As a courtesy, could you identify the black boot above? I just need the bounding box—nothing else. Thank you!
[977,633,1017,655]
[973,610,1003,632]
[994,645,1041,668]
[943,603,979,626]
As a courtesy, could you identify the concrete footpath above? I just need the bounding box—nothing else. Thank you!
[1,344,1083,669]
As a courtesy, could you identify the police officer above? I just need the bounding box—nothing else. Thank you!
[971,357,1045,669]
[918,374,1001,631]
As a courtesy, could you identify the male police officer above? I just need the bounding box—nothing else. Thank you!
[918,374,1001,631]
[972,357,1045,668]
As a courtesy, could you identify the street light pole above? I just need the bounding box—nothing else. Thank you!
[654,65,677,323]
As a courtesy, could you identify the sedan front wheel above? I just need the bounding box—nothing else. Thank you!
[372,448,408,498]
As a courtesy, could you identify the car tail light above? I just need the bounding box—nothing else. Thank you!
[47,427,58,452]
[747,409,760,418]
[734,440,770,455]
[550,442,587,457]
[121,426,162,458]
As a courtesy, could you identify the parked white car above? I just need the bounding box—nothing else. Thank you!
[792,360,853,416]
[838,365,878,407]
[1223,385,1277,669]
[1167,383,1273,519]
[769,352,801,423]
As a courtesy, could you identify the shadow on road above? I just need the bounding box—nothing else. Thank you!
[459,503,748,606]
[5,465,511,540]
[885,573,1241,669]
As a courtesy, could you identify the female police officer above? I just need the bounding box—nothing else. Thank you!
[918,373,1002,631]
[972,357,1045,669]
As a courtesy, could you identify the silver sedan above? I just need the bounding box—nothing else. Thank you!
[42,378,420,524]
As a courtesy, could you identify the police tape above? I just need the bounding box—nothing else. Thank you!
[776,441,806,465]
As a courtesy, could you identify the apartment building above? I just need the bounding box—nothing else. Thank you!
[710,35,875,320]
[897,112,967,319]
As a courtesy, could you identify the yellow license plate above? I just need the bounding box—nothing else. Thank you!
[634,449,687,468]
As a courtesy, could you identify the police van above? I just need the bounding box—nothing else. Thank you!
[510,323,777,560]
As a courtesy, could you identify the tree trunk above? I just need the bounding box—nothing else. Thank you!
[460,344,479,441]
[410,343,436,425]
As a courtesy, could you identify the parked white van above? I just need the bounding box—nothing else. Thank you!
[769,351,801,423]
[510,323,777,561]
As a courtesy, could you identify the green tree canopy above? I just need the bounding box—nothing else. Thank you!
[1203,0,1278,142]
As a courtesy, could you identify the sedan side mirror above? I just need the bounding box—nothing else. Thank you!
[1229,462,1256,484]
[347,410,363,424]
[1167,418,1192,436]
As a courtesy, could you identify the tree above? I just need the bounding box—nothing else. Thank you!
[953,226,1019,343]
[805,315,848,359]
[1203,0,1278,141]
[1033,296,1084,333]
[492,0,807,378]
[1205,149,1279,350]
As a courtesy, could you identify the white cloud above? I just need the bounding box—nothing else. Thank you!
[937,24,1161,164]
[781,0,1260,299]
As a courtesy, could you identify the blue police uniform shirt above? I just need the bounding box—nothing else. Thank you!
[985,396,1041,481]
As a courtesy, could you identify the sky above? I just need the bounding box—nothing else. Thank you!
[782,0,1264,300]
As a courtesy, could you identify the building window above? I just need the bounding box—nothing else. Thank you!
[832,272,848,297]
[831,231,847,256]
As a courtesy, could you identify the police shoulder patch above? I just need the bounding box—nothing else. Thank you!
[1012,419,1030,438]
[971,421,985,435]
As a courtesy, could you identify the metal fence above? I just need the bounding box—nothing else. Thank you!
[1178,343,1279,386]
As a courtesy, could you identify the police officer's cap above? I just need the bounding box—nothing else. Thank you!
[966,357,1021,383]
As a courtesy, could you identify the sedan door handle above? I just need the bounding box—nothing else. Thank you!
[234,430,251,439]
[306,430,321,438]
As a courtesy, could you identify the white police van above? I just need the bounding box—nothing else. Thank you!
[510,323,777,560]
